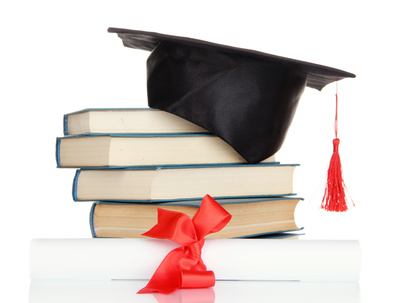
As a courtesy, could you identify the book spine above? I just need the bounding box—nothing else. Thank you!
[55,138,61,167]
[72,170,81,201]
[89,202,98,238]
[63,114,69,136]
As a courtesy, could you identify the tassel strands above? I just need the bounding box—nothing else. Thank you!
[321,83,354,212]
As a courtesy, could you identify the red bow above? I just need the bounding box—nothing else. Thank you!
[138,194,232,294]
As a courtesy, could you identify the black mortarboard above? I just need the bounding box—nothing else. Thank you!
[108,27,355,164]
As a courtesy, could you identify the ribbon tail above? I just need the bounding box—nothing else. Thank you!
[138,270,215,294]
[138,285,178,295]
[180,270,215,289]
[138,247,185,294]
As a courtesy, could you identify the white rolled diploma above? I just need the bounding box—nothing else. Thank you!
[29,238,361,281]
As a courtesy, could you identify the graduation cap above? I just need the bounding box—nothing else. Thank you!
[108,27,355,167]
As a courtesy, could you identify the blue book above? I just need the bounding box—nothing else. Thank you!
[56,133,276,168]
[90,197,303,239]
[73,163,298,202]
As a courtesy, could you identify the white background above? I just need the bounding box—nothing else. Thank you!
[1,1,395,301]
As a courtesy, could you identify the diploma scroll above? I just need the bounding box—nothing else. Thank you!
[30,238,361,282]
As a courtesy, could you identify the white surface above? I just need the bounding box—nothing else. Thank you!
[29,280,361,303]
[1,1,395,302]
[29,238,361,281]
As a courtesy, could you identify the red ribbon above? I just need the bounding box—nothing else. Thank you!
[138,194,232,294]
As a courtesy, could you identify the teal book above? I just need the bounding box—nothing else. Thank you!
[56,133,276,168]
[63,108,209,136]
[90,197,303,239]
[73,163,298,202]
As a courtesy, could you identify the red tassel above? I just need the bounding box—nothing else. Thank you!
[322,139,347,211]
[321,84,354,212]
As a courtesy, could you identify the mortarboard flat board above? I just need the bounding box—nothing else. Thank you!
[108,27,355,164]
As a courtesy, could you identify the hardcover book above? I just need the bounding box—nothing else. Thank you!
[73,163,297,202]
[90,197,302,239]
[64,108,208,135]
[56,134,275,168]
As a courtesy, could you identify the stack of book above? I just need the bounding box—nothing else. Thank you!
[56,108,302,239]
